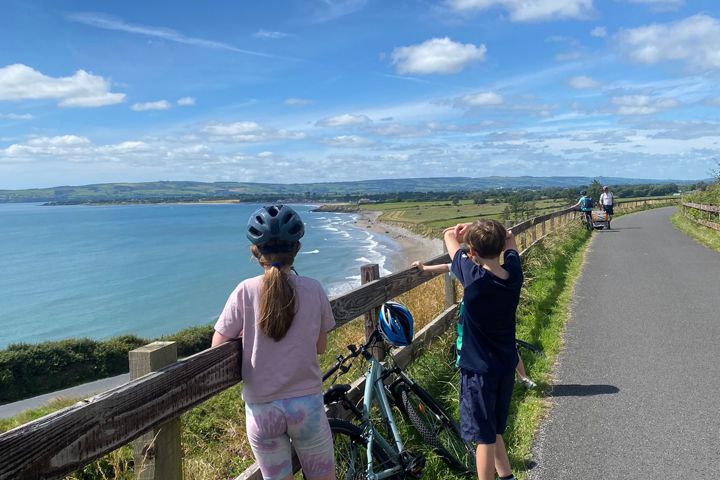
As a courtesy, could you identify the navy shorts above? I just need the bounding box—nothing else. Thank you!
[602,205,614,215]
[459,369,514,444]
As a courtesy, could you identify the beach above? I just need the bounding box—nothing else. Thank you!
[353,210,443,272]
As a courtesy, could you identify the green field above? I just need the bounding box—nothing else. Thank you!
[361,198,569,235]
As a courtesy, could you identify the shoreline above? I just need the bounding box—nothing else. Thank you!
[352,210,443,272]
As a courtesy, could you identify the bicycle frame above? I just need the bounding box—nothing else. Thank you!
[361,357,405,479]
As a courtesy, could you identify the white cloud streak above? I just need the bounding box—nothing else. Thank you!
[568,75,599,89]
[177,97,196,106]
[67,12,277,58]
[316,113,371,127]
[253,30,289,39]
[447,0,594,22]
[0,64,125,107]
[591,26,607,37]
[0,113,33,120]
[202,121,306,142]
[454,92,504,107]
[131,100,171,111]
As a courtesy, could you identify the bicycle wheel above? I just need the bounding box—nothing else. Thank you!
[398,385,476,473]
[329,418,402,480]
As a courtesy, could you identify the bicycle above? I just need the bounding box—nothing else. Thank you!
[322,329,476,479]
[579,210,593,231]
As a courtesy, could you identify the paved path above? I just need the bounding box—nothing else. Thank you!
[0,374,129,419]
[530,207,720,479]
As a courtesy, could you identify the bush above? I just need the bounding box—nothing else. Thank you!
[0,325,214,403]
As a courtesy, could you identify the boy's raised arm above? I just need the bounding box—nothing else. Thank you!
[505,229,518,252]
[444,225,463,260]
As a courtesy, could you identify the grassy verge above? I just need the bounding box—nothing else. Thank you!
[671,212,720,253]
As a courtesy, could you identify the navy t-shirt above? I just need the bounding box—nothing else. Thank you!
[451,249,523,375]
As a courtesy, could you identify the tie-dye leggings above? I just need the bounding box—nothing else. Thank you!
[245,393,335,479]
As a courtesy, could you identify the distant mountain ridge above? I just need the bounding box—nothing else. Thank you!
[0,176,696,203]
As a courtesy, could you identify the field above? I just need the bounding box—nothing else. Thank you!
[360,198,569,235]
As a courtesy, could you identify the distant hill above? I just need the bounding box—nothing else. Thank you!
[0,176,697,204]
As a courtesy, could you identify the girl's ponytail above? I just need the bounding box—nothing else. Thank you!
[251,243,299,341]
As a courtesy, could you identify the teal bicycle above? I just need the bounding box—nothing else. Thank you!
[322,329,476,479]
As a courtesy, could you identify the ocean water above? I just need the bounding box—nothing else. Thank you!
[0,203,398,348]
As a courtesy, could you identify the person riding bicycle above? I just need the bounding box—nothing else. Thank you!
[211,205,336,480]
[572,190,594,228]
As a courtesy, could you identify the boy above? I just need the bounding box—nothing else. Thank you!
[443,220,523,480]
[572,190,593,228]
[410,260,536,389]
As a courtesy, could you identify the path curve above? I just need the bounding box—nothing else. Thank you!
[529,207,720,479]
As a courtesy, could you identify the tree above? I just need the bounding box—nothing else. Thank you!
[588,179,603,205]
[450,195,461,206]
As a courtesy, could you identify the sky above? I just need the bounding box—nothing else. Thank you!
[1,0,719,189]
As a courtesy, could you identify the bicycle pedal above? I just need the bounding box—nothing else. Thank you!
[400,450,426,478]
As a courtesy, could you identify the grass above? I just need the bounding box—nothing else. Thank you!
[671,211,720,253]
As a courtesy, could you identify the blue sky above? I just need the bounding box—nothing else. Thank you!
[1,0,719,189]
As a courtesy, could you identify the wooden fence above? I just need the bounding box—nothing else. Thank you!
[0,199,677,480]
[682,202,720,232]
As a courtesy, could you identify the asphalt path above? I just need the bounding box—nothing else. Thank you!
[529,207,720,479]
[0,373,129,419]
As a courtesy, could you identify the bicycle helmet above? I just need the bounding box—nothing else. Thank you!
[246,205,305,248]
[378,301,414,347]
[580,190,587,195]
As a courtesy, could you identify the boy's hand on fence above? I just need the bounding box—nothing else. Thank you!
[411,261,425,271]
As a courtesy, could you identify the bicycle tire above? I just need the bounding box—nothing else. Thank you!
[398,385,476,473]
[328,418,403,480]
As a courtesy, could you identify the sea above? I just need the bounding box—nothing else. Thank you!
[0,203,398,348]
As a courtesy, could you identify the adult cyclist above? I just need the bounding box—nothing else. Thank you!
[572,190,594,230]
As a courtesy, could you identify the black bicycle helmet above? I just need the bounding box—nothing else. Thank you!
[378,301,414,347]
[246,205,305,247]
[580,190,587,195]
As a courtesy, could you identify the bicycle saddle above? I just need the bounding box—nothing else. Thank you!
[323,384,351,405]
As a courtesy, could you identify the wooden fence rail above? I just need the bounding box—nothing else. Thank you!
[0,198,674,480]
[682,202,720,232]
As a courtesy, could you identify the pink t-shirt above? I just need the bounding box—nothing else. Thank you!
[214,274,336,404]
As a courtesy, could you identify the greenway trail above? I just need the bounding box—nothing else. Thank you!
[530,207,720,479]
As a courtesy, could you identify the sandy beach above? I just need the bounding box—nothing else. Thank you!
[353,210,443,272]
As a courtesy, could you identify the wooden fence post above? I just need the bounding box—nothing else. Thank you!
[443,243,455,309]
[541,219,546,238]
[361,264,385,360]
[129,342,182,480]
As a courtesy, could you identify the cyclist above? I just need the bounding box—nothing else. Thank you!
[572,190,594,230]
[211,205,336,480]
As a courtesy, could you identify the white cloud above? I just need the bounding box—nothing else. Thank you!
[568,75,599,89]
[253,30,289,39]
[611,95,679,115]
[202,121,306,142]
[0,64,125,107]
[447,0,594,22]
[617,15,720,70]
[284,98,314,106]
[555,51,582,62]
[131,100,171,111]
[591,26,607,38]
[705,97,720,107]
[0,113,33,120]
[177,96,196,106]
[316,114,371,127]
[323,135,375,147]
[454,92,504,107]
[310,0,368,23]
[391,37,486,75]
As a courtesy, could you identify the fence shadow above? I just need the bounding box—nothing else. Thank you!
[545,383,619,397]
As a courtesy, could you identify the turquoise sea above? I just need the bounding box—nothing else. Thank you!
[0,203,398,348]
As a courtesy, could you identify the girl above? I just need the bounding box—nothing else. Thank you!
[212,205,336,480]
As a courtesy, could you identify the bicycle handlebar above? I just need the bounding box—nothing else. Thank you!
[322,330,381,382]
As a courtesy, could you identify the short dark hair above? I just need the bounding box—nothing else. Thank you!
[465,220,506,259]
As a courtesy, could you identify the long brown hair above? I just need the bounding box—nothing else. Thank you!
[251,242,300,341]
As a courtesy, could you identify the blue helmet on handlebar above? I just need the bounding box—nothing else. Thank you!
[378,301,414,347]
